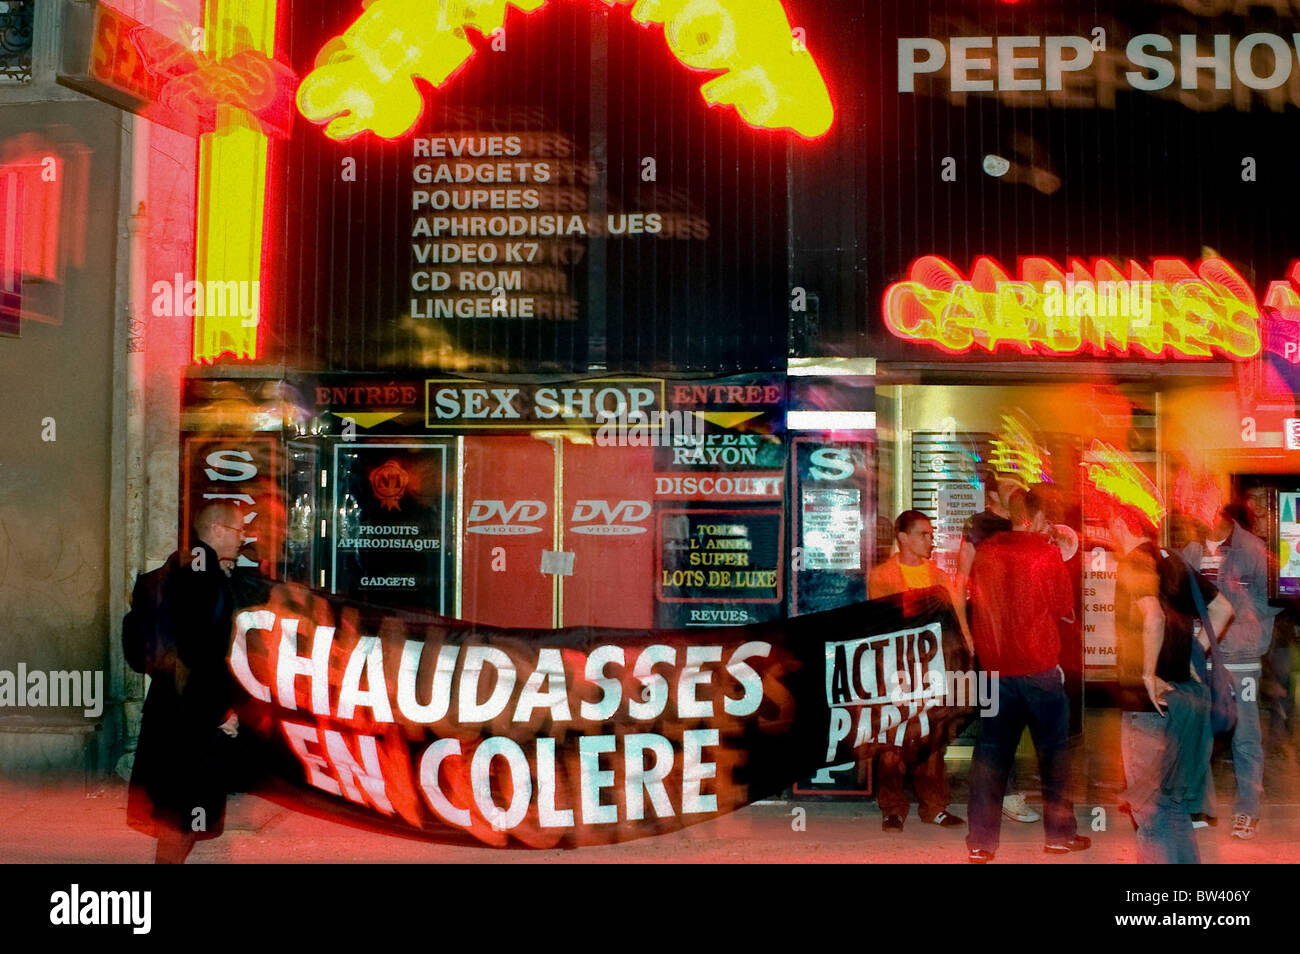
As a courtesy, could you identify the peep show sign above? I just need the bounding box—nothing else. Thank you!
[229,584,973,848]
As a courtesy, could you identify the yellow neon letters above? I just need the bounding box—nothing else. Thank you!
[601,0,833,137]
[1087,440,1167,529]
[883,255,1263,359]
[989,414,1046,489]
[296,0,834,142]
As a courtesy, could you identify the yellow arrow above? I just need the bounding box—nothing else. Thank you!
[692,411,763,429]
[332,411,402,429]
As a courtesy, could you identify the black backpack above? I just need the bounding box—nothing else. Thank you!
[122,555,178,675]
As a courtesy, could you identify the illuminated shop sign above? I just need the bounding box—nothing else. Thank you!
[77,2,295,138]
[883,256,1263,359]
[192,0,282,365]
[0,171,20,337]
[296,0,834,142]
[182,436,283,573]
[1264,263,1300,360]
[423,378,666,428]
[1285,420,1300,452]
[899,31,1300,113]
[988,413,1047,489]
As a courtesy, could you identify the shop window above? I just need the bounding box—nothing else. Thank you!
[0,130,92,329]
[0,168,19,335]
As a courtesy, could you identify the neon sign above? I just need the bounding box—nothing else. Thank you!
[883,256,1262,359]
[87,3,296,139]
[296,0,834,142]
[1086,440,1166,529]
[989,413,1047,490]
[1263,262,1300,362]
[193,0,279,364]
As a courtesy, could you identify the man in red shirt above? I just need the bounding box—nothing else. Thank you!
[965,490,1088,862]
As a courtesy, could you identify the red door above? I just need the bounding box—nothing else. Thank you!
[560,442,655,629]
[460,436,556,628]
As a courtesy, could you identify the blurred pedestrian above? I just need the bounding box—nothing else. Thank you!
[964,491,1086,862]
[1182,503,1277,840]
[1112,502,1231,863]
[957,477,1040,826]
[128,502,249,863]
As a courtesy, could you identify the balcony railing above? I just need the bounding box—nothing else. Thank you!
[0,1,33,84]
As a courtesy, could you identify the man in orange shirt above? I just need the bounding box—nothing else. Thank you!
[867,510,966,831]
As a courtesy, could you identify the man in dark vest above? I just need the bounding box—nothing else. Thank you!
[128,502,246,863]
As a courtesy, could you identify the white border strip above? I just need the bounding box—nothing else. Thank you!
[787,357,876,376]
[787,411,876,431]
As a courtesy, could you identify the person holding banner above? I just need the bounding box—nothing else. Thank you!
[128,502,248,864]
[964,491,1087,862]
[868,510,968,831]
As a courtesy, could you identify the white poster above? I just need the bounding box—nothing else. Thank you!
[934,483,981,576]
[1082,548,1117,667]
[801,488,862,570]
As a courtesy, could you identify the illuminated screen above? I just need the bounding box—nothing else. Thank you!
[1278,491,1300,599]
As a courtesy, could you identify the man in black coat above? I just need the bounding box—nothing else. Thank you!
[128,502,247,863]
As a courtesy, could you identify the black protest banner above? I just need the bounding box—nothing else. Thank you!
[821,589,976,768]
[228,584,974,848]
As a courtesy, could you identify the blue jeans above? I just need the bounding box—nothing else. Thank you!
[1122,681,1210,864]
[1198,665,1263,818]
[1264,642,1293,746]
[966,667,1076,853]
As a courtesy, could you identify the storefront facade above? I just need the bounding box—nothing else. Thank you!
[170,0,1300,793]
[8,0,1300,784]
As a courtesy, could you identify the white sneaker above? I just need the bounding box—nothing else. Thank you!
[1231,814,1259,840]
[1002,793,1041,823]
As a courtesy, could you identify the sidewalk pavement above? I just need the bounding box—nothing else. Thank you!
[3,750,1299,864]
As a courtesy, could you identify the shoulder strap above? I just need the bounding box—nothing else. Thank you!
[1186,562,1226,673]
